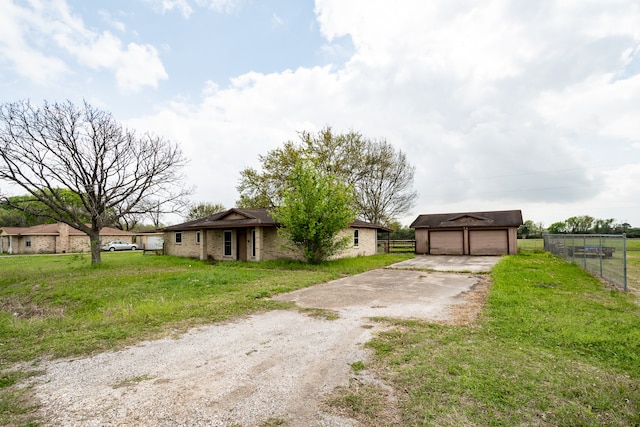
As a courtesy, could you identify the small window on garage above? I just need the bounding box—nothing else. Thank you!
[196,231,201,245]
[354,229,359,247]
[175,232,182,244]
[25,238,32,247]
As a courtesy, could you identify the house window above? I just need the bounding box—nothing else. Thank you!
[196,231,201,245]
[25,238,32,247]
[354,229,359,247]
[251,229,256,258]
[223,230,232,256]
[175,232,182,244]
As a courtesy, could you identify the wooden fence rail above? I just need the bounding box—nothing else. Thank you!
[378,240,416,254]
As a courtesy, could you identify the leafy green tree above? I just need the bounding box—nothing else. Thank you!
[0,206,27,226]
[518,219,545,238]
[518,221,531,238]
[0,190,91,226]
[0,100,190,264]
[185,202,226,221]
[271,160,356,263]
[593,218,615,234]
[565,215,595,234]
[237,126,416,226]
[547,221,567,234]
[387,220,415,240]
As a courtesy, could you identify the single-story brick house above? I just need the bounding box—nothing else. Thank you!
[0,223,135,255]
[411,210,523,255]
[162,208,391,262]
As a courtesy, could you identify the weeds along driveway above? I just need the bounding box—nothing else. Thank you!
[29,256,500,426]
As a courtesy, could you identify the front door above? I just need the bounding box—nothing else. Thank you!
[237,229,247,261]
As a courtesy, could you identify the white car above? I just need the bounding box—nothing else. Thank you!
[101,240,137,251]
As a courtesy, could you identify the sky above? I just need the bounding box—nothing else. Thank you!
[1,0,640,228]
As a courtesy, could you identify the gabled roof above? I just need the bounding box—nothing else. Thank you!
[0,224,134,236]
[351,219,392,232]
[163,208,278,231]
[163,208,392,232]
[410,210,523,229]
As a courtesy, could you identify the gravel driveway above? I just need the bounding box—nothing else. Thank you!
[27,257,499,426]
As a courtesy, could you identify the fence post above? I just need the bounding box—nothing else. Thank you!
[623,233,627,292]
[599,235,603,278]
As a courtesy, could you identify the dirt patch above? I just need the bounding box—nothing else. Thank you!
[0,297,64,319]
[443,275,492,326]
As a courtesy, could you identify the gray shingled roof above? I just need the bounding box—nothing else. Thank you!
[163,208,391,232]
[410,210,523,229]
[0,224,134,236]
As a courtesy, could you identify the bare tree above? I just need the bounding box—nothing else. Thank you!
[355,139,417,225]
[0,100,192,263]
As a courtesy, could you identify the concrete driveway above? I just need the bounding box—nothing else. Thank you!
[390,255,501,273]
[29,255,502,426]
[273,255,501,321]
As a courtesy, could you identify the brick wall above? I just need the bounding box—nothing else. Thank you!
[164,226,379,262]
[261,227,304,261]
[163,230,201,258]
[22,235,57,254]
[337,227,378,258]
[56,223,70,253]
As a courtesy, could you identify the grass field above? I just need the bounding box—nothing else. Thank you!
[336,252,640,426]
[519,238,640,291]
[2,250,639,426]
[0,251,411,425]
[625,239,640,290]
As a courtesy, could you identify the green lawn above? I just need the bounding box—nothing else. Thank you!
[2,251,639,426]
[0,251,410,425]
[341,252,640,426]
[519,238,640,291]
[626,239,640,290]
[517,238,544,250]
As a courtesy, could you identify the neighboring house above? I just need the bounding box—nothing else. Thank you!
[162,208,390,261]
[0,223,134,254]
[411,210,523,255]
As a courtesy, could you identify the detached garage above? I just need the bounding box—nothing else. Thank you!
[411,210,523,256]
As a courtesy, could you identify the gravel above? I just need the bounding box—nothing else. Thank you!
[30,311,374,426]
[23,265,486,426]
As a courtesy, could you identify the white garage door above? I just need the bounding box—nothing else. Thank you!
[145,236,164,250]
[430,231,464,255]
[469,230,508,255]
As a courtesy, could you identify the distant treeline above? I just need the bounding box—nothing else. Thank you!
[519,216,639,238]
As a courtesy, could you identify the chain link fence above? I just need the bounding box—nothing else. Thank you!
[543,234,627,291]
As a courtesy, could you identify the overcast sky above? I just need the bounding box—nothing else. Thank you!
[2,0,639,228]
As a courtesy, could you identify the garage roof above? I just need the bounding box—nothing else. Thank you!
[410,210,523,229]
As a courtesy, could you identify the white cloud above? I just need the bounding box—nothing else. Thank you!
[122,0,640,226]
[271,13,285,29]
[143,0,244,17]
[116,43,168,91]
[0,0,70,84]
[144,0,193,18]
[195,0,245,14]
[535,74,640,144]
[98,9,126,32]
[0,0,168,91]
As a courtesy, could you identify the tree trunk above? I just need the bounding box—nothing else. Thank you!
[88,230,102,264]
